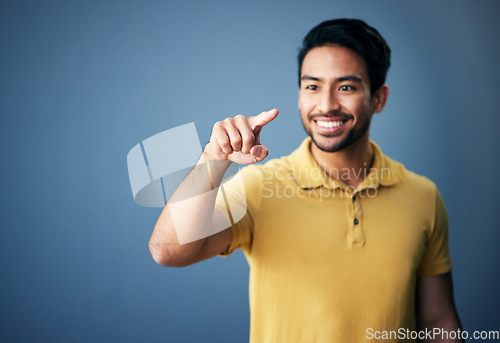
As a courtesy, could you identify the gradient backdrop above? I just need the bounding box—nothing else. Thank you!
[1,0,499,342]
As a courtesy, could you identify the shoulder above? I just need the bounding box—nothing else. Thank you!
[382,153,440,210]
[392,158,436,190]
[371,139,438,199]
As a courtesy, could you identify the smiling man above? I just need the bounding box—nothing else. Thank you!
[298,44,388,188]
[149,18,463,343]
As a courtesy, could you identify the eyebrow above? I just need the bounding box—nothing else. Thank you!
[301,75,363,83]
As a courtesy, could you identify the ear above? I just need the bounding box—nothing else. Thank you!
[371,84,389,113]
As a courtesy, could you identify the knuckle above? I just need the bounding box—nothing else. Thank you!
[216,135,229,147]
[232,136,242,145]
[223,117,234,125]
[221,145,232,154]
[220,140,231,149]
[242,133,254,144]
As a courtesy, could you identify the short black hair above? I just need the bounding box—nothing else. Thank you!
[298,18,391,95]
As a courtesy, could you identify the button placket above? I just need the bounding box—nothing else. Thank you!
[350,190,365,246]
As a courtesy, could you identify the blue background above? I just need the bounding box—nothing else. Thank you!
[1,0,499,341]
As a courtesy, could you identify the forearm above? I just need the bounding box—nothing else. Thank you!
[416,272,464,343]
[149,146,232,266]
[149,109,279,266]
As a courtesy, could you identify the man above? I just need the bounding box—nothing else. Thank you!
[149,18,463,342]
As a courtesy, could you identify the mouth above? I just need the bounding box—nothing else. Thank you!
[311,117,350,135]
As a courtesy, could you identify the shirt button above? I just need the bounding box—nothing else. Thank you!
[354,218,359,225]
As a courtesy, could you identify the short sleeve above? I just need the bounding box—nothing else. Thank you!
[417,189,453,276]
[215,165,262,256]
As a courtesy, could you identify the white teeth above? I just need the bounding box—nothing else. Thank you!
[316,120,343,128]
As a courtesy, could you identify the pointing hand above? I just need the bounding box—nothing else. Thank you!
[206,109,279,165]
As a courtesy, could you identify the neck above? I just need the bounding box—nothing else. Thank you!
[310,133,374,188]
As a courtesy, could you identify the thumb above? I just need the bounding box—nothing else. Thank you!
[250,144,269,162]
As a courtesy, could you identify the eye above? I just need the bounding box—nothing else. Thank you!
[339,85,356,91]
[305,84,318,91]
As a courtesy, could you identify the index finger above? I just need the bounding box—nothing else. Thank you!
[249,108,279,130]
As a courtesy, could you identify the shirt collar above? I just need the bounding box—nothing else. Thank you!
[289,137,399,190]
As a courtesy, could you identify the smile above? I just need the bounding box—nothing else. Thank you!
[316,120,343,128]
[311,117,349,135]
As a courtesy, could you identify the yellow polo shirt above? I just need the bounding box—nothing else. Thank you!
[215,138,452,343]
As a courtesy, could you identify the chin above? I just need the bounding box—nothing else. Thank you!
[310,132,355,153]
[312,139,346,153]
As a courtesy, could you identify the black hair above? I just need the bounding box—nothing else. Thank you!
[298,18,391,95]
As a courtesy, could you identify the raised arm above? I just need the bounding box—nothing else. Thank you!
[149,109,279,267]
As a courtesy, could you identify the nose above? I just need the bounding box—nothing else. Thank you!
[317,88,341,114]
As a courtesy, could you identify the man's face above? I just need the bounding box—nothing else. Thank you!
[298,45,383,153]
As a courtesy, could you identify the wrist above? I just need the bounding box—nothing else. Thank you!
[202,142,231,164]
[201,143,232,184]
[202,142,216,162]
